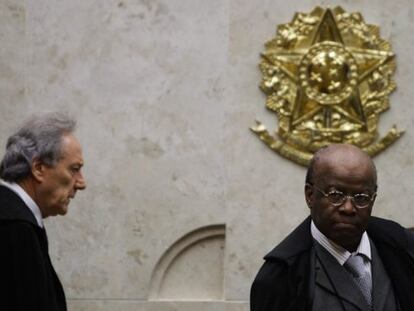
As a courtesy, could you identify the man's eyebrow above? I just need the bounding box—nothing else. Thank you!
[71,162,84,167]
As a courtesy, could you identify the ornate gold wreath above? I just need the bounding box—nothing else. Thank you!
[251,7,404,166]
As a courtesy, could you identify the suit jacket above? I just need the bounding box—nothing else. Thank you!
[312,239,399,311]
[0,185,67,311]
[250,216,414,311]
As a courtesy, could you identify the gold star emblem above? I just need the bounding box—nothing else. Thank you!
[251,6,403,166]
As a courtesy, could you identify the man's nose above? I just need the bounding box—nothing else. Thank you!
[75,173,87,190]
[339,196,356,214]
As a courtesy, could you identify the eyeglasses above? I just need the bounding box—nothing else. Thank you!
[307,183,376,209]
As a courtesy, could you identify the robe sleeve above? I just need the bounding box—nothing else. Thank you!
[0,221,52,310]
[250,260,291,311]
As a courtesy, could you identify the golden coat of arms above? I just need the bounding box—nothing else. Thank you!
[251,6,403,166]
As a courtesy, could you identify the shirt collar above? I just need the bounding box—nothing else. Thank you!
[0,180,44,228]
[311,220,371,265]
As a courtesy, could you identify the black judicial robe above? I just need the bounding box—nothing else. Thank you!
[250,216,414,311]
[0,185,67,311]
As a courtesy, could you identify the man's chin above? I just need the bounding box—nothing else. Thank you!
[332,222,359,231]
[54,203,69,216]
[59,206,69,215]
[331,230,363,250]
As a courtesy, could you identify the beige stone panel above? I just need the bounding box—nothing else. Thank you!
[68,301,248,311]
[0,0,414,309]
[0,0,25,134]
[149,225,225,300]
[21,0,230,301]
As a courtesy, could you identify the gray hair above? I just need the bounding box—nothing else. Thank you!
[0,113,76,182]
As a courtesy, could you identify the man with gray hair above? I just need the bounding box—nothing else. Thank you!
[0,113,86,310]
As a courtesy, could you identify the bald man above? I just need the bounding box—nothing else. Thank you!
[250,144,414,311]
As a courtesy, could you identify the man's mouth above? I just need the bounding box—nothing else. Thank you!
[332,221,360,232]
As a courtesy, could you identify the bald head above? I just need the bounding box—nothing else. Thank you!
[306,144,377,189]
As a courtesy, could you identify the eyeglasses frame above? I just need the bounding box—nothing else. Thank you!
[306,183,376,209]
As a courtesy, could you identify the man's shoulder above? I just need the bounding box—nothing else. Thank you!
[368,216,414,250]
[264,216,313,262]
[0,185,37,225]
[251,218,314,311]
[368,216,407,236]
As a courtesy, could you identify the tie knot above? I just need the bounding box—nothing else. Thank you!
[344,254,365,277]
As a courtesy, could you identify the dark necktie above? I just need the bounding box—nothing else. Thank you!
[344,254,372,307]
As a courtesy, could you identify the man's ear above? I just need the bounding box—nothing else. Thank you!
[305,183,313,209]
[31,158,45,183]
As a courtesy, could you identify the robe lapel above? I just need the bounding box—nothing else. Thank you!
[314,243,370,311]
[371,241,393,311]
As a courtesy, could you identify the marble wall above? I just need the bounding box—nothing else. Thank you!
[1,0,414,310]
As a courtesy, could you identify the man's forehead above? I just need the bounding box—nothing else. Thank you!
[315,145,371,165]
[58,134,84,161]
[312,145,376,183]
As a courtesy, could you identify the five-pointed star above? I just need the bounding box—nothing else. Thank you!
[262,8,394,128]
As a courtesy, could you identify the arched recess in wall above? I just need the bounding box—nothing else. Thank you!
[148,224,225,301]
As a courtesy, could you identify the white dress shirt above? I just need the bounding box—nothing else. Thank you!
[311,220,371,277]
